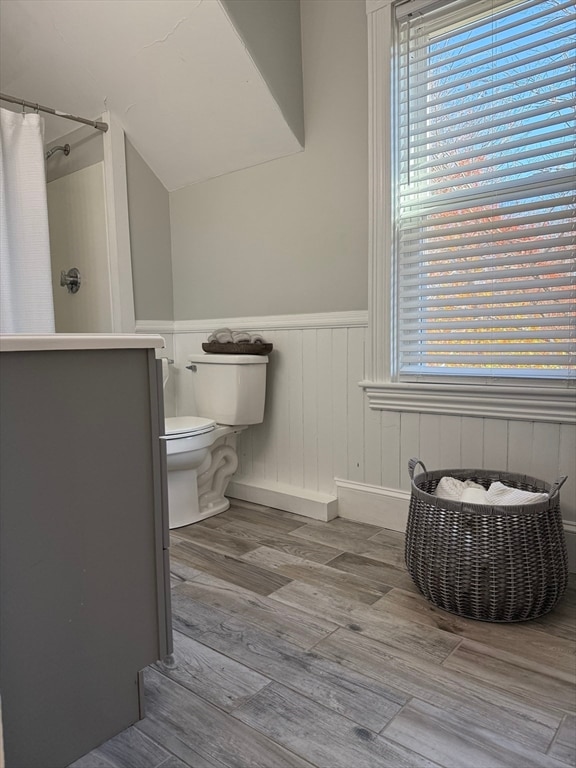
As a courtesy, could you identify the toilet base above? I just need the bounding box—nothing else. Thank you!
[167,467,201,529]
[168,426,245,529]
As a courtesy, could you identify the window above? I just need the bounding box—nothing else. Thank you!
[363,0,576,422]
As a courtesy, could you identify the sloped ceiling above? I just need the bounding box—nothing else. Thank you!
[0,0,303,191]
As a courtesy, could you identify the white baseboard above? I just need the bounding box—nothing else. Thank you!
[336,478,576,574]
[336,478,410,530]
[227,479,338,521]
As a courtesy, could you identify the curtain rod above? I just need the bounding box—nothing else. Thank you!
[0,92,108,133]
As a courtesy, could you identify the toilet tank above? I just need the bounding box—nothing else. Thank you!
[188,353,269,425]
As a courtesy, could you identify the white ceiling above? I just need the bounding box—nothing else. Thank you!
[0,0,303,191]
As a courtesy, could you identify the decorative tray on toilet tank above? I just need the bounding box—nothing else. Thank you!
[202,342,273,355]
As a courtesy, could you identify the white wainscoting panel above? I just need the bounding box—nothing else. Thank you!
[138,314,576,569]
[137,327,176,417]
[157,332,176,418]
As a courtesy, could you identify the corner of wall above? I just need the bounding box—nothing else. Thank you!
[125,139,174,323]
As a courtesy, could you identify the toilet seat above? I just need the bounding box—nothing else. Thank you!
[164,416,216,438]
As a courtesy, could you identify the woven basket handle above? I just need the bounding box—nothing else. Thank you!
[549,476,567,498]
[408,458,427,480]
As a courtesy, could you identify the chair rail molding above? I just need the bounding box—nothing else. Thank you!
[136,310,368,335]
[135,320,177,334]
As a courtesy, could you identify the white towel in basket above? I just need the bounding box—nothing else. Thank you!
[461,487,489,504]
[486,482,548,506]
[435,476,548,505]
[434,476,485,501]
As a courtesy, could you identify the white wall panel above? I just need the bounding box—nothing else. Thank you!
[302,329,319,491]
[483,418,509,471]
[460,417,485,469]
[155,332,175,418]
[270,330,292,485]
[532,422,561,486]
[559,425,576,522]
[381,411,401,489]
[439,416,462,470]
[419,414,441,471]
[346,326,365,483]
[364,398,382,487]
[316,328,335,493]
[48,163,112,334]
[399,413,421,492]
[331,328,349,484]
[507,421,534,475]
[156,315,574,526]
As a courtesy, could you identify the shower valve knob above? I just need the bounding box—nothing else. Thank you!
[60,267,81,294]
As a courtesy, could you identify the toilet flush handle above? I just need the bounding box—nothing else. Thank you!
[186,364,197,372]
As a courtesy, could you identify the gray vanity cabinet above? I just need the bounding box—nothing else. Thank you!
[0,347,171,768]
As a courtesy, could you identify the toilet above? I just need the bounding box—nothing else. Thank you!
[161,353,268,529]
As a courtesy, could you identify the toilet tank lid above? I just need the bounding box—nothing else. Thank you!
[188,353,268,365]
[165,416,216,436]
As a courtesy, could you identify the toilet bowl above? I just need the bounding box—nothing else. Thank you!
[162,353,268,529]
[161,416,218,529]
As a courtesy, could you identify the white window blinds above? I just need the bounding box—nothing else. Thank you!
[395,0,576,381]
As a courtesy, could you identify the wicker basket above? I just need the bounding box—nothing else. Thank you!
[406,458,568,622]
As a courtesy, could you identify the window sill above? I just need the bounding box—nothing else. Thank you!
[360,380,576,423]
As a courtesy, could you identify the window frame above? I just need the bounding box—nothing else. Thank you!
[362,0,575,423]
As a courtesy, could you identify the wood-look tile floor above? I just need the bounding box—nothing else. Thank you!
[72,501,576,768]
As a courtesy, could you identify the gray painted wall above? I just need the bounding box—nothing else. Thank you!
[169,0,368,320]
[45,124,103,183]
[221,0,304,146]
[125,138,174,321]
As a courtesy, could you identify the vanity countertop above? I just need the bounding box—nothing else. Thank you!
[0,333,165,352]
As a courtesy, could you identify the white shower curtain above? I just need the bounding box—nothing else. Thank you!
[0,107,55,333]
